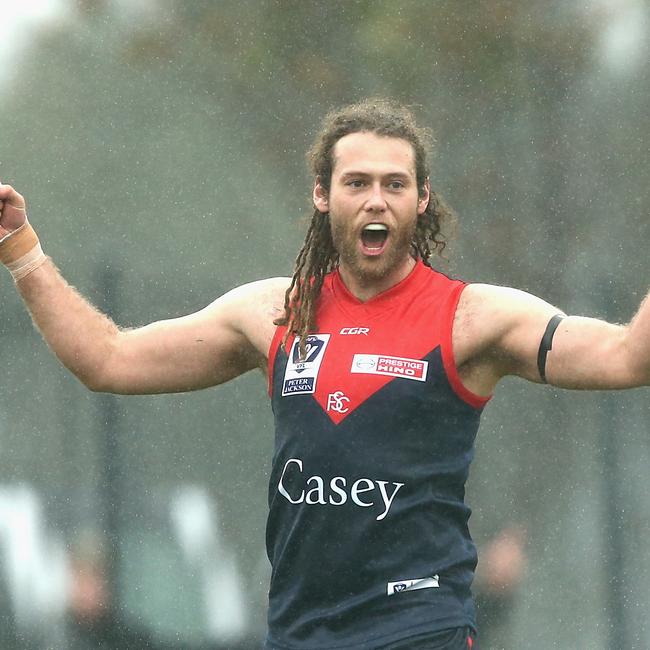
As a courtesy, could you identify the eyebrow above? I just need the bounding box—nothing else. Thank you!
[338,171,413,180]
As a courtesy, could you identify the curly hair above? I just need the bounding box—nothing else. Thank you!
[275,98,455,355]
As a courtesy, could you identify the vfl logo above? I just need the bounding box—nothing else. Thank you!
[292,336,326,373]
[327,391,350,413]
[282,334,330,396]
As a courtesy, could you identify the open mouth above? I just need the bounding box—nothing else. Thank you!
[360,223,388,252]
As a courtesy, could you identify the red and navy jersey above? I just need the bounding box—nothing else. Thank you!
[266,259,490,649]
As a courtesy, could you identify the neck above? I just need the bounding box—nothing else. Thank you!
[338,256,416,302]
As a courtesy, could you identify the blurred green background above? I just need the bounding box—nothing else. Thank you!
[1,1,649,648]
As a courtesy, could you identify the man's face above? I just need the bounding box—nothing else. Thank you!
[313,132,429,285]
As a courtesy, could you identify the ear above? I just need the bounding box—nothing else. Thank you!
[313,176,329,214]
[417,178,430,216]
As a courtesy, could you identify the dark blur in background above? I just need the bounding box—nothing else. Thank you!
[1,1,648,648]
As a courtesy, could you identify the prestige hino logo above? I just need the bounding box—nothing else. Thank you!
[277,458,404,521]
[351,354,428,382]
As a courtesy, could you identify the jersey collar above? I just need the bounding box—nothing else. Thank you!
[331,257,427,309]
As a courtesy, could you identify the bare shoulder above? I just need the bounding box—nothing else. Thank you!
[453,284,531,361]
[221,276,290,313]
[204,276,290,359]
[453,282,564,389]
[456,282,553,327]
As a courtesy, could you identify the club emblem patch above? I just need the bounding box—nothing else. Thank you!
[387,575,439,596]
[282,334,331,396]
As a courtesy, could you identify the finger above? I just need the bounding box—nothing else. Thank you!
[0,182,16,198]
[0,183,15,204]
[0,184,28,234]
[0,184,26,211]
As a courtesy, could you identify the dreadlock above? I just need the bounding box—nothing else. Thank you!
[275,98,456,356]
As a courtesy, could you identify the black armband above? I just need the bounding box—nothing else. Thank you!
[537,314,565,383]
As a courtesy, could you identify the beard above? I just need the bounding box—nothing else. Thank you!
[330,212,417,284]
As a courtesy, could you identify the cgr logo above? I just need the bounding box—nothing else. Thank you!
[340,327,370,335]
[327,391,350,413]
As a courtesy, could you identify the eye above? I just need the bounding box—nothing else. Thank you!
[346,179,365,189]
[387,180,405,190]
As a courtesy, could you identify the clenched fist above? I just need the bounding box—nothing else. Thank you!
[0,183,28,240]
[0,183,45,281]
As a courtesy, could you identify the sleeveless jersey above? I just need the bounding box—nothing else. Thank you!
[266,260,490,649]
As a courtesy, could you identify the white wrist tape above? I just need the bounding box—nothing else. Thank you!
[0,222,47,282]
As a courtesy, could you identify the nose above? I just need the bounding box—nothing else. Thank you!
[364,182,387,212]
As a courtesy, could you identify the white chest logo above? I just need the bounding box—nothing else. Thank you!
[282,334,331,396]
[278,458,404,521]
[351,354,428,382]
[339,327,370,335]
[327,391,350,413]
[387,576,439,595]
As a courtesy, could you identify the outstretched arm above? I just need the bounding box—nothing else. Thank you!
[0,183,284,394]
[545,294,650,389]
[455,283,650,394]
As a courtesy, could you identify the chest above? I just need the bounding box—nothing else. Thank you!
[272,296,452,425]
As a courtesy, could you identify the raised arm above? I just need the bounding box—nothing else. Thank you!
[0,183,285,395]
[454,283,650,395]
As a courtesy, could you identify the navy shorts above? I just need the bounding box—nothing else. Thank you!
[378,626,476,649]
[264,626,477,649]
